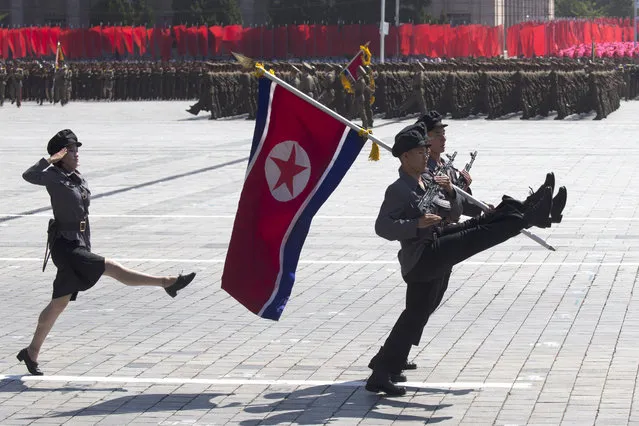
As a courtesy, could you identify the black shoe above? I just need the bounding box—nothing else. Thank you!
[390,372,407,383]
[17,348,43,376]
[524,186,552,228]
[551,186,567,223]
[365,370,407,396]
[165,272,196,298]
[186,107,199,116]
[544,172,555,195]
[524,173,555,208]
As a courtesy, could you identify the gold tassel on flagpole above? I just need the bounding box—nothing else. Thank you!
[357,128,380,161]
[369,142,380,161]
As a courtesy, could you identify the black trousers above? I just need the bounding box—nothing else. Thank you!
[375,206,527,373]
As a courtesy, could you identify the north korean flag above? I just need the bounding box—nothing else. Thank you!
[222,77,365,321]
[342,51,364,86]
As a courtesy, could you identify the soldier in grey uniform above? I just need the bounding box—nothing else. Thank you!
[17,129,197,376]
[10,66,24,107]
[398,64,427,116]
[365,122,565,396]
[103,68,115,101]
[53,66,65,104]
[353,66,375,129]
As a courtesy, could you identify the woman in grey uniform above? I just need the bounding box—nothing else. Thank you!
[17,129,196,376]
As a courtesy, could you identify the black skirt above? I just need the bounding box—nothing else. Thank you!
[50,238,105,301]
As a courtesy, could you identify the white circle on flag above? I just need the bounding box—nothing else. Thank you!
[265,141,312,202]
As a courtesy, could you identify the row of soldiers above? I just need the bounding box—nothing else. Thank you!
[1,58,638,121]
[1,62,73,106]
[188,60,639,122]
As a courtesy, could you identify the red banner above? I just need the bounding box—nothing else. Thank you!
[198,25,209,57]
[1,20,635,60]
[186,26,198,56]
[174,25,187,56]
[209,26,224,56]
[0,28,5,58]
[161,28,172,60]
[223,24,243,56]
[134,26,147,56]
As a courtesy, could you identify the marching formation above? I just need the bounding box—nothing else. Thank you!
[2,58,639,123]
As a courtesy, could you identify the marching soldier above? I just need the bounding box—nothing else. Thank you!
[61,65,73,105]
[353,66,374,129]
[103,67,115,101]
[300,62,318,100]
[10,66,24,107]
[366,122,567,396]
[398,63,427,116]
[18,129,197,376]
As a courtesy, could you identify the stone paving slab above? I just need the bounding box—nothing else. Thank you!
[0,101,639,425]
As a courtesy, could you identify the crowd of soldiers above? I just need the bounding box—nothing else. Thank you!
[1,58,638,121]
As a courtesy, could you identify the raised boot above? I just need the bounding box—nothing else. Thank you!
[551,186,567,224]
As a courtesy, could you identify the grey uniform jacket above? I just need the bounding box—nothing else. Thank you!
[23,158,92,249]
[375,168,463,277]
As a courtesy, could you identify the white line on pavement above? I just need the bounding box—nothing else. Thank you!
[0,258,637,267]
[0,374,531,389]
[0,213,636,221]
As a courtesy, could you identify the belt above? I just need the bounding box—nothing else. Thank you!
[55,219,87,232]
[42,218,87,272]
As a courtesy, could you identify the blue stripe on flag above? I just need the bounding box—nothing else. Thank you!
[249,78,272,163]
[261,129,365,320]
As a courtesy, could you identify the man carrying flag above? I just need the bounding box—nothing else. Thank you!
[54,41,64,70]
[52,41,65,104]
[221,67,366,321]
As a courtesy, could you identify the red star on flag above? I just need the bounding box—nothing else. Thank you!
[270,145,308,197]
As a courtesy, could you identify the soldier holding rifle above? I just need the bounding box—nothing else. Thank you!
[366,120,567,396]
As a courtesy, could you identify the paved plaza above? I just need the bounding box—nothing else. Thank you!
[1,100,639,425]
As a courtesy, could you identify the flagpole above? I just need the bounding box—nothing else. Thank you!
[255,64,392,152]
[255,65,555,251]
[380,0,386,63]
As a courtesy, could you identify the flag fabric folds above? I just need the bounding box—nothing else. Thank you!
[340,44,372,94]
[222,77,365,321]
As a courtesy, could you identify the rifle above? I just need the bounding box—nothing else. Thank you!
[455,151,478,190]
[418,151,457,214]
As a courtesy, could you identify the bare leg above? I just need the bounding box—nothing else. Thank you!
[103,259,175,288]
[28,294,72,362]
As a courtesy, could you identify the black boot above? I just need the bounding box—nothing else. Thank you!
[368,350,408,382]
[365,369,407,396]
[551,186,567,223]
[523,186,552,228]
[186,106,199,116]
[524,173,555,209]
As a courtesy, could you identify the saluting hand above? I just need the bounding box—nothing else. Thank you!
[418,214,442,228]
[434,175,454,195]
[48,147,67,164]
